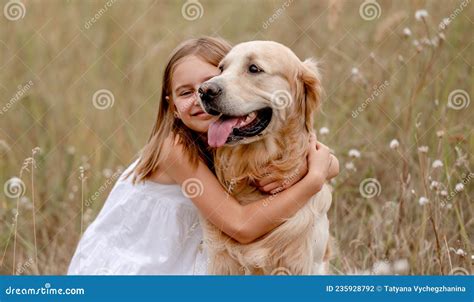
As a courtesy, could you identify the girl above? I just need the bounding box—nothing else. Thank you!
[67,37,339,275]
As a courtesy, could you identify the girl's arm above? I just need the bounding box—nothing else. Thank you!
[161,134,332,244]
[256,153,339,194]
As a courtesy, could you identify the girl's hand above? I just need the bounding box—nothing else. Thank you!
[304,133,333,193]
[256,162,308,194]
[255,133,338,195]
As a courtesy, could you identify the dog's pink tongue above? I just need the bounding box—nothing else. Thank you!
[208,117,240,147]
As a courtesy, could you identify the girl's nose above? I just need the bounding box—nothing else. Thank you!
[192,92,199,104]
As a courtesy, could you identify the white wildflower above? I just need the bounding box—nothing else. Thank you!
[20,196,32,209]
[418,146,429,153]
[415,9,428,21]
[389,139,400,149]
[102,168,113,178]
[432,160,443,169]
[430,181,439,190]
[421,37,431,46]
[436,130,445,138]
[402,27,412,37]
[418,196,429,206]
[348,149,361,158]
[440,190,448,197]
[392,259,409,274]
[351,67,359,76]
[455,249,467,256]
[345,161,356,172]
[319,127,329,135]
[372,260,391,275]
[430,37,439,47]
[455,183,464,192]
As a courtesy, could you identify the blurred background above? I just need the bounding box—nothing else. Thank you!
[0,0,472,275]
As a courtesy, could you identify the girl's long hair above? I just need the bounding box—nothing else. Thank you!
[129,36,232,184]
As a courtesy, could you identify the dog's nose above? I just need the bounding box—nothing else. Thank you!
[198,82,222,102]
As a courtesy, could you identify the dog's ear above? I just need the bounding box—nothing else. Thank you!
[299,58,321,132]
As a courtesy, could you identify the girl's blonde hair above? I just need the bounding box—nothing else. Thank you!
[130,36,232,184]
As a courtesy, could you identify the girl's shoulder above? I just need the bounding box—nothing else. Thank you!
[165,134,186,154]
[160,134,192,167]
[119,158,182,195]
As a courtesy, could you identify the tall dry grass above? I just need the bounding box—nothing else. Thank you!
[0,0,472,275]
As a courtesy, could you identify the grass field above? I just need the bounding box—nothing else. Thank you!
[0,0,472,275]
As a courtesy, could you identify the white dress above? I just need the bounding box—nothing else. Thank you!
[67,159,209,275]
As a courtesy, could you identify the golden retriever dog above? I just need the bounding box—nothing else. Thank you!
[198,41,332,275]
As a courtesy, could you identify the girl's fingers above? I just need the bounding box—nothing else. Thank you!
[261,181,282,193]
[258,176,277,187]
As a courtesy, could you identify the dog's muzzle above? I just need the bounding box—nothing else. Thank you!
[198,82,222,116]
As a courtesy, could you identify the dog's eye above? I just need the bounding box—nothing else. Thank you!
[219,65,224,72]
[248,64,263,74]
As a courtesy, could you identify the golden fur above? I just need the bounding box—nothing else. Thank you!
[200,41,333,275]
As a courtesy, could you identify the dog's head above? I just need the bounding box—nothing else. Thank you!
[199,40,321,148]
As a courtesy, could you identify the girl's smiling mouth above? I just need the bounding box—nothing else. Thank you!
[191,109,214,119]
